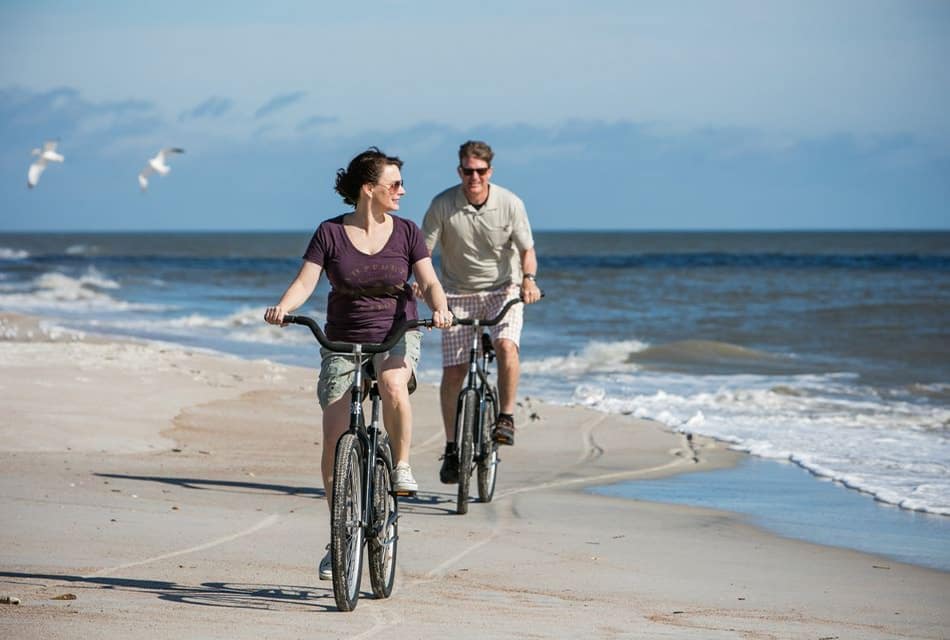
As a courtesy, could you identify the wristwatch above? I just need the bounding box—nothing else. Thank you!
[522,273,537,282]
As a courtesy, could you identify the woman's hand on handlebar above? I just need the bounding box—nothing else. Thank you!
[264,305,288,326]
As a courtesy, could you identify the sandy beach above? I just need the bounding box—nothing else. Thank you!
[1,312,947,639]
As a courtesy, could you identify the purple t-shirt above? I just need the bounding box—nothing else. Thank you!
[303,214,429,343]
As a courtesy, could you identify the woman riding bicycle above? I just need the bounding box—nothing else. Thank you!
[264,147,451,579]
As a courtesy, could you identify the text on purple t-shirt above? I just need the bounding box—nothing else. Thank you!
[303,214,429,343]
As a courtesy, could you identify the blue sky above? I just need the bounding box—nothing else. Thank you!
[1,0,948,231]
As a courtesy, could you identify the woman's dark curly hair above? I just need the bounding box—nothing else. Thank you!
[334,147,403,206]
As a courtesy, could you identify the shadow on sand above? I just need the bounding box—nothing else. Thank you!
[94,473,475,517]
[0,570,340,611]
[94,473,325,499]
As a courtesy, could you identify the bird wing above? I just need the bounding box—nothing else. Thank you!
[158,147,185,162]
[138,172,149,191]
[28,161,46,188]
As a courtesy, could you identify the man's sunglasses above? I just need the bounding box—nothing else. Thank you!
[459,166,490,176]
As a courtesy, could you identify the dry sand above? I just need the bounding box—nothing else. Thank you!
[1,313,947,639]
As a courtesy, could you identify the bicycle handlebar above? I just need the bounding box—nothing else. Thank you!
[282,315,435,354]
[451,292,543,327]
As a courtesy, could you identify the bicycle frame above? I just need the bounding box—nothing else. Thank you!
[451,296,527,513]
[282,315,433,610]
[460,325,496,455]
[345,347,382,536]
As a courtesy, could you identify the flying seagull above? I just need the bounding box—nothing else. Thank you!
[27,140,64,188]
[138,147,185,191]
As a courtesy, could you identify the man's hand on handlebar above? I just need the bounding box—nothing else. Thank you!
[432,308,453,330]
[521,280,542,304]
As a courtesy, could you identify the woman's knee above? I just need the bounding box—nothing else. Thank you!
[378,370,411,405]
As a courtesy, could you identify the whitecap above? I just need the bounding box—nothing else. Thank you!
[572,384,606,405]
[104,306,324,346]
[0,247,29,260]
[65,244,99,256]
[520,338,649,376]
[0,270,156,313]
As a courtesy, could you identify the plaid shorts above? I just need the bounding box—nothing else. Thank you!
[442,285,523,367]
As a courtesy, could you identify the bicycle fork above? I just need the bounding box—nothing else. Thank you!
[454,321,482,450]
[348,348,375,536]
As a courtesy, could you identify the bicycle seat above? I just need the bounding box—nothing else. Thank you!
[481,332,495,361]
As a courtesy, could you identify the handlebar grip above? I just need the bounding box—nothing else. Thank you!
[451,292,544,327]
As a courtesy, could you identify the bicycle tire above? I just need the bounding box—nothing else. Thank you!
[456,389,478,515]
[331,432,364,612]
[477,385,499,502]
[368,438,397,599]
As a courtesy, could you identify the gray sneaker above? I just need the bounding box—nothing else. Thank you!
[391,462,418,495]
[318,545,332,581]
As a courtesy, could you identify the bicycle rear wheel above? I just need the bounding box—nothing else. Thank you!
[477,385,499,502]
[368,438,397,599]
[331,433,364,612]
[456,389,478,515]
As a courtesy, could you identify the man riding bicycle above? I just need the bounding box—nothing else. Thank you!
[422,140,542,483]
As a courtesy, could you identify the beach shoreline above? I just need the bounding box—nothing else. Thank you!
[1,313,947,639]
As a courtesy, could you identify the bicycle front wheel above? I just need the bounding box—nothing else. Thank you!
[368,437,397,599]
[456,389,478,515]
[331,432,364,612]
[477,385,499,502]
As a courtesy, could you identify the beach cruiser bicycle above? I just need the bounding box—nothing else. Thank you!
[450,296,530,515]
[283,314,435,612]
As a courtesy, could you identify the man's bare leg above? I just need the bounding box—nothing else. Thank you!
[439,363,468,442]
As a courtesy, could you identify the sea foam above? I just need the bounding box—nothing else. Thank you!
[0,269,155,313]
[518,337,950,516]
[0,247,29,260]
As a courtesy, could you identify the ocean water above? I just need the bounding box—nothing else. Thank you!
[1,231,948,525]
[594,457,950,572]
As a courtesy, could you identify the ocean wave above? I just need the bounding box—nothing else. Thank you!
[627,339,801,375]
[520,356,950,516]
[0,269,156,313]
[520,338,650,375]
[106,307,325,345]
[0,315,87,342]
[0,247,29,260]
[64,244,101,256]
[522,337,801,377]
[906,382,950,403]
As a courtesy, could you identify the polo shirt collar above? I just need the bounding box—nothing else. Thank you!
[454,184,497,213]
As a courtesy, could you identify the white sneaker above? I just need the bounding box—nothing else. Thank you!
[318,545,332,581]
[391,462,418,495]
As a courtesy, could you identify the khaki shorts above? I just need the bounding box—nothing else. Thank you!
[441,285,523,368]
[317,330,423,408]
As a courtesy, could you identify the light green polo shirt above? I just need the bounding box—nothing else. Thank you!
[422,183,534,293]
